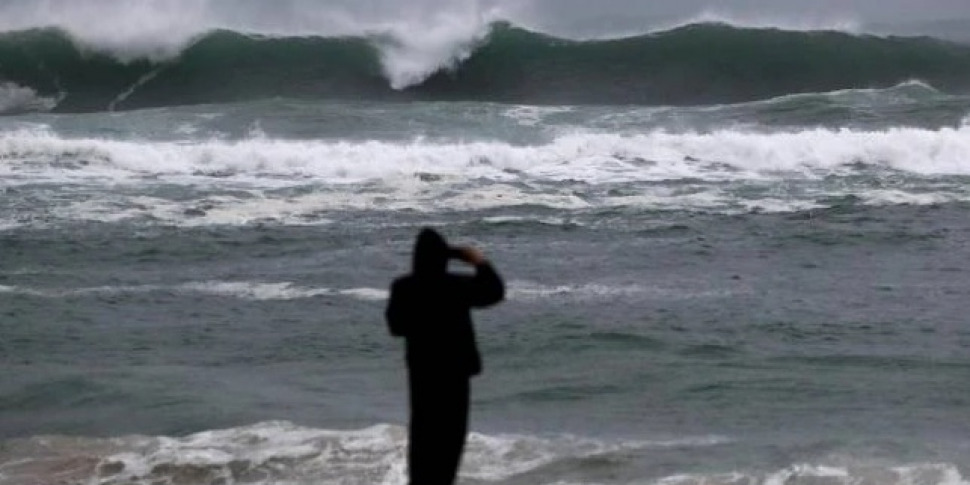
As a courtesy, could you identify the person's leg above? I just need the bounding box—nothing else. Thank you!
[408,372,435,485]
[408,374,470,485]
[436,378,470,484]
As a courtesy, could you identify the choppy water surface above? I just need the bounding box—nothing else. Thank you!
[2,17,970,485]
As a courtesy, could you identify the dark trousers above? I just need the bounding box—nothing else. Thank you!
[407,372,470,485]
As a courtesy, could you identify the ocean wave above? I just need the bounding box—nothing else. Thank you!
[4,125,970,183]
[0,82,60,114]
[0,421,963,485]
[3,22,970,112]
[2,124,970,226]
[0,421,728,485]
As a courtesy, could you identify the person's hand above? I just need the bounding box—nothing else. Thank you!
[454,246,486,265]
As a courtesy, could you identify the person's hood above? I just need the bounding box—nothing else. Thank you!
[413,228,450,276]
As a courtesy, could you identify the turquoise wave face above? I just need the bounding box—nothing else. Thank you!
[3,23,970,113]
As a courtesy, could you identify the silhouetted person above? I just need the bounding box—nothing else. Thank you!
[386,228,505,485]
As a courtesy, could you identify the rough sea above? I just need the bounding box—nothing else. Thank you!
[1,17,969,485]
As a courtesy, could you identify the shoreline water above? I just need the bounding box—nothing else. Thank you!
[3,203,970,484]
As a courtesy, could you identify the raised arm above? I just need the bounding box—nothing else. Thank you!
[454,247,505,308]
[468,261,505,307]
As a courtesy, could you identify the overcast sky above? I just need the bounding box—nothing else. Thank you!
[499,0,970,37]
[1,0,969,42]
[515,0,970,23]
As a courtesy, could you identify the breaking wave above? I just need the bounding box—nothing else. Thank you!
[2,122,970,227]
[3,23,970,112]
[4,124,970,183]
[0,421,962,485]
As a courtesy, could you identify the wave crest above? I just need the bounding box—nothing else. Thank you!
[0,82,59,114]
[3,23,970,112]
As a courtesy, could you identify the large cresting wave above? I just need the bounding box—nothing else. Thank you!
[3,22,970,113]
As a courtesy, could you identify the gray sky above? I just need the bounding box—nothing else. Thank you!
[518,0,970,22]
[499,0,970,36]
[1,0,968,48]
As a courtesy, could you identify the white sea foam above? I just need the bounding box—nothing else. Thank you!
[0,280,750,303]
[3,125,970,227]
[465,432,730,482]
[372,8,493,89]
[50,194,336,227]
[480,215,578,226]
[858,189,968,207]
[0,281,389,301]
[657,463,970,485]
[0,423,961,485]
[0,82,60,114]
[510,281,748,302]
[5,126,970,183]
[0,421,728,485]
[39,188,589,228]
[503,105,575,127]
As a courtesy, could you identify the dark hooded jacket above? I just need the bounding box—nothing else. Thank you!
[385,229,504,376]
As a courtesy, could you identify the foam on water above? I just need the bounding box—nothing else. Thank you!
[0,422,407,485]
[36,188,589,228]
[0,280,751,303]
[509,282,748,302]
[2,125,970,228]
[480,215,579,227]
[0,421,962,485]
[0,421,730,485]
[0,282,388,301]
[503,105,576,127]
[0,82,60,115]
[857,189,968,207]
[5,126,970,183]
[49,194,338,227]
[658,463,970,485]
[372,8,493,90]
